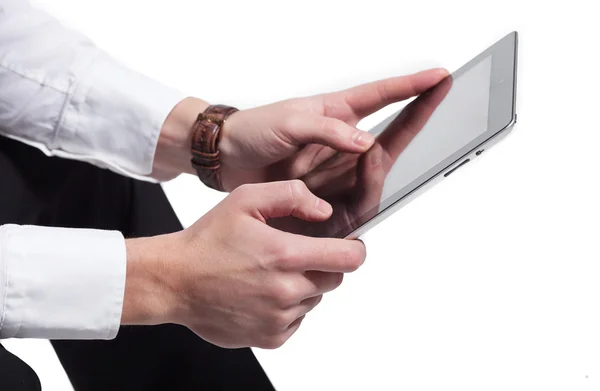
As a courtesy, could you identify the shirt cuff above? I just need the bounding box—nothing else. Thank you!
[55,51,185,182]
[0,224,126,340]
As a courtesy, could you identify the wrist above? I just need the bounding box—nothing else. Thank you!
[152,97,210,180]
[217,109,242,168]
[121,235,183,326]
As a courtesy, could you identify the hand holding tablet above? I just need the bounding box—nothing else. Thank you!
[273,32,519,239]
[269,74,453,238]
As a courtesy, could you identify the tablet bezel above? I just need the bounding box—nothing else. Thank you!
[340,32,518,239]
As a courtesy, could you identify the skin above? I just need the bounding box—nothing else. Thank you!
[122,68,449,349]
[270,72,453,238]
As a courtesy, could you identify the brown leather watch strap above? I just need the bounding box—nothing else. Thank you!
[190,104,238,191]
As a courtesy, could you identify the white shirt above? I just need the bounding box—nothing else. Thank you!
[0,0,183,339]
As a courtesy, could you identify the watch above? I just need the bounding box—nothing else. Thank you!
[190,104,238,191]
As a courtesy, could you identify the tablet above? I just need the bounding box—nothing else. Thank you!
[273,32,518,239]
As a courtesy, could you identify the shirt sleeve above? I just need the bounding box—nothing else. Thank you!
[0,0,184,181]
[0,224,126,339]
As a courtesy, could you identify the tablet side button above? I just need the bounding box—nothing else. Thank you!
[444,159,471,177]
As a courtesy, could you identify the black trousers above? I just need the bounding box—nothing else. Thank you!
[0,136,275,391]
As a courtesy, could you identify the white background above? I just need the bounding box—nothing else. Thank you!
[4,0,600,390]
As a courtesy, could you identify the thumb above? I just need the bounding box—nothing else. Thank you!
[232,180,333,222]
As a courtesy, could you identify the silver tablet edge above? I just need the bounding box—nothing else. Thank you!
[345,117,518,240]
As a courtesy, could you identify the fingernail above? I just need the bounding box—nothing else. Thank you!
[316,199,332,215]
[436,68,449,77]
[353,131,374,147]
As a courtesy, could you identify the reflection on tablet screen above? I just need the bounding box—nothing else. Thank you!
[271,56,494,238]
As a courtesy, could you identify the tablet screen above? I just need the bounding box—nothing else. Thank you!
[269,41,514,238]
[378,57,492,202]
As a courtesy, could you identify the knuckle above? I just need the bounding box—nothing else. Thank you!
[269,242,296,269]
[270,279,300,307]
[376,80,394,103]
[271,310,292,330]
[231,183,255,201]
[285,179,307,202]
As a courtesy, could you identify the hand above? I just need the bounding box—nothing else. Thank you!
[268,72,453,238]
[122,180,366,349]
[218,68,449,191]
